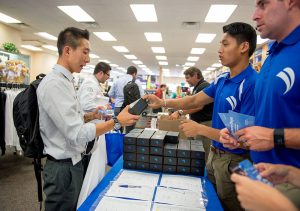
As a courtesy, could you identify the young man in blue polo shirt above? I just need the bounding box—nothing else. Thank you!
[146,22,257,211]
[220,0,300,209]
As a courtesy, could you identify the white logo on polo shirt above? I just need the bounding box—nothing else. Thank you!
[226,96,237,110]
[239,79,245,101]
[276,67,295,94]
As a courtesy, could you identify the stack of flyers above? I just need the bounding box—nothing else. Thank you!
[218,111,255,140]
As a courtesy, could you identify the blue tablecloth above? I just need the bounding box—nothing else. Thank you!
[78,157,223,211]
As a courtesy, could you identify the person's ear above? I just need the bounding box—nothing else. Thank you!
[240,42,249,55]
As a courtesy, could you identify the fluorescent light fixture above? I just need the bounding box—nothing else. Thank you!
[183,66,189,70]
[0,12,21,23]
[205,4,237,23]
[144,32,162,42]
[132,60,143,65]
[93,32,116,41]
[112,46,129,52]
[257,35,269,44]
[143,67,150,71]
[117,67,126,72]
[130,4,157,22]
[138,65,147,68]
[185,62,195,67]
[206,67,216,71]
[99,59,110,64]
[196,33,216,43]
[187,56,199,62]
[151,47,165,53]
[162,68,169,72]
[155,55,167,60]
[124,54,137,59]
[87,64,95,68]
[57,5,95,22]
[21,45,42,51]
[89,53,99,59]
[35,32,57,40]
[158,61,168,66]
[190,48,206,54]
[110,64,119,67]
[212,63,222,67]
[42,45,57,51]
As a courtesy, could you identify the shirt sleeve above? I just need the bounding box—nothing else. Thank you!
[239,77,256,116]
[108,82,116,98]
[41,80,96,145]
[138,82,144,97]
[203,82,216,99]
[78,82,98,112]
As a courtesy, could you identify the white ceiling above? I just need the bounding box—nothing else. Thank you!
[0,0,257,76]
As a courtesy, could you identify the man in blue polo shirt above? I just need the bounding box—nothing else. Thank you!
[146,22,257,211]
[220,0,300,209]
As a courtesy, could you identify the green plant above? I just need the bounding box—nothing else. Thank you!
[2,42,20,54]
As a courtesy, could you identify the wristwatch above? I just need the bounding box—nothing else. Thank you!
[112,116,121,130]
[274,128,285,147]
[178,110,184,116]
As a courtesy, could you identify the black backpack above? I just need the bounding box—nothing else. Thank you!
[13,73,45,209]
[122,79,141,108]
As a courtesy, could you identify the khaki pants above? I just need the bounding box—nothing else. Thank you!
[195,120,212,163]
[276,183,300,210]
[206,147,249,211]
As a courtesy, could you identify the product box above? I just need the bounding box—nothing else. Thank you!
[190,144,205,159]
[150,146,163,156]
[191,159,205,167]
[164,144,177,157]
[150,130,167,147]
[149,163,162,172]
[136,162,149,171]
[137,130,155,146]
[157,115,187,139]
[163,165,177,173]
[190,139,203,146]
[124,144,136,153]
[136,153,149,163]
[176,166,190,174]
[177,157,191,166]
[136,146,149,154]
[124,132,140,145]
[149,155,163,165]
[163,156,177,166]
[165,131,180,144]
[130,128,144,133]
[177,139,191,158]
[124,160,136,169]
[191,167,204,176]
[123,153,136,161]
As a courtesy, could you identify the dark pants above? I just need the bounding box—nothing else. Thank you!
[43,159,84,211]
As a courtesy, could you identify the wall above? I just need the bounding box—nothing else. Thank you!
[0,23,22,47]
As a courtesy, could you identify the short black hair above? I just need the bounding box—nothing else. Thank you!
[223,22,257,57]
[160,84,166,88]
[184,67,203,79]
[127,66,138,75]
[94,62,111,75]
[57,27,89,56]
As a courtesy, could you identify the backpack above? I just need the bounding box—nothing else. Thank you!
[122,78,141,108]
[13,73,45,209]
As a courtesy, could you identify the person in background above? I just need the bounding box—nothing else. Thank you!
[169,67,213,162]
[231,163,300,211]
[37,27,139,211]
[153,84,166,113]
[145,22,258,211]
[220,0,300,208]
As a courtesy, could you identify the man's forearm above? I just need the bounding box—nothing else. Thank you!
[84,112,95,123]
[285,128,300,149]
[183,107,204,115]
[95,119,114,137]
[197,124,220,141]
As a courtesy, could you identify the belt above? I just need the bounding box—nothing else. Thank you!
[210,145,230,155]
[46,155,73,163]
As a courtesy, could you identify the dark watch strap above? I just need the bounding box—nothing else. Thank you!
[274,128,285,147]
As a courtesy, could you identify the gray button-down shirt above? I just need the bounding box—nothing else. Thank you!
[37,64,96,162]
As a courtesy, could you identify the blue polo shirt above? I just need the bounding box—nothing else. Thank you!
[251,25,300,167]
[203,64,257,154]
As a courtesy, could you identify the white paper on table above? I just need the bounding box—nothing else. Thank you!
[95,196,151,211]
[115,170,160,187]
[154,186,205,209]
[160,174,203,193]
[152,203,206,211]
[105,182,155,201]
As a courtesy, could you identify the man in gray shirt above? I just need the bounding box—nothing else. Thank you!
[37,27,139,211]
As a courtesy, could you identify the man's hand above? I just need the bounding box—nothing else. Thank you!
[179,119,201,137]
[117,105,140,126]
[143,94,164,109]
[219,128,240,150]
[255,163,291,185]
[169,111,180,120]
[93,105,106,119]
[234,126,274,151]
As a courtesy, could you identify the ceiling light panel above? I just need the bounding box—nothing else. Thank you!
[57,5,95,22]
[212,63,222,67]
[205,4,237,23]
[185,62,195,67]
[187,56,199,62]
[112,46,129,52]
[0,12,21,23]
[93,32,116,41]
[155,55,167,60]
[144,32,162,42]
[190,48,206,54]
[159,61,168,66]
[124,54,137,59]
[21,45,42,51]
[110,64,119,67]
[130,4,158,22]
[196,33,216,43]
[42,45,57,51]
[132,60,143,65]
[35,32,57,40]
[206,67,216,71]
[151,47,165,53]
[89,53,99,59]
[99,60,110,64]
